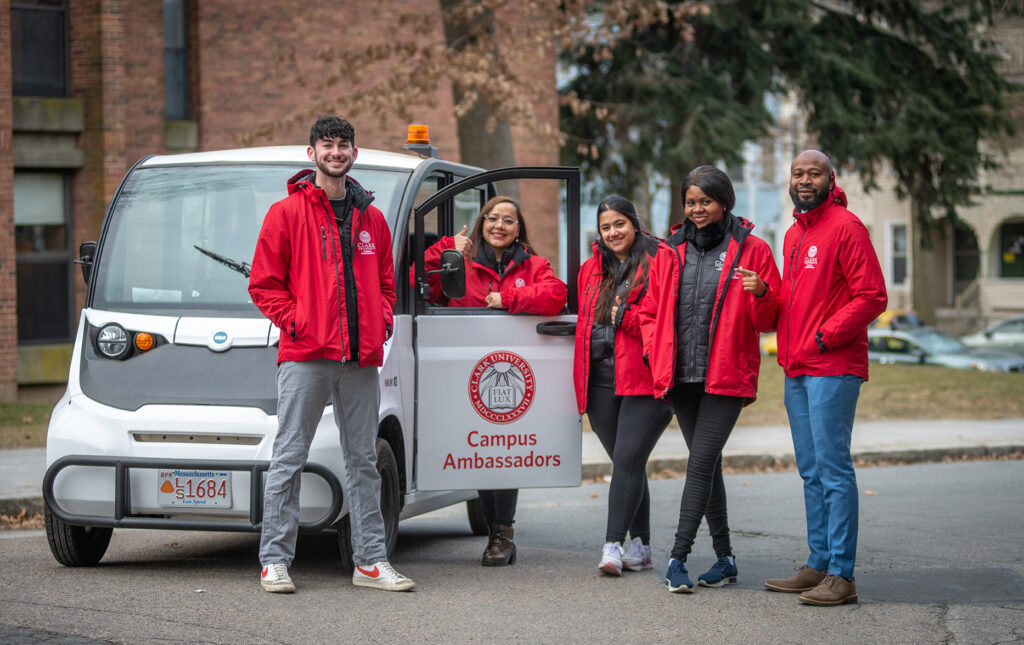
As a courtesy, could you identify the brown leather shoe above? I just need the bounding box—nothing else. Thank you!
[481,523,516,566]
[799,574,858,606]
[764,565,827,592]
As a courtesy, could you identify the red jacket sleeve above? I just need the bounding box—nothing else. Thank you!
[638,245,675,365]
[416,236,455,305]
[745,238,782,333]
[818,220,888,350]
[248,202,296,331]
[503,256,568,315]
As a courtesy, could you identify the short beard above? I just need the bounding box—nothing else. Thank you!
[790,186,830,212]
[315,155,351,179]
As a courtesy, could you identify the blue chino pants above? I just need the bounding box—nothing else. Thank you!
[784,374,863,579]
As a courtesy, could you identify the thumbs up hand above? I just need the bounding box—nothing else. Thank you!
[453,225,471,256]
[611,295,621,322]
[736,266,766,297]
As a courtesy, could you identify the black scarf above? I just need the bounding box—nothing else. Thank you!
[684,214,732,251]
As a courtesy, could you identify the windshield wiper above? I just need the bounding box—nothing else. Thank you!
[194,245,252,278]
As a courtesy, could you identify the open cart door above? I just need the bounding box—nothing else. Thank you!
[412,167,581,491]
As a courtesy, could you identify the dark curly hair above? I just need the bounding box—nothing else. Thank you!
[309,115,355,147]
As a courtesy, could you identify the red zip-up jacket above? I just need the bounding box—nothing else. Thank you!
[639,217,781,401]
[777,188,887,379]
[573,237,666,413]
[249,170,395,367]
[422,236,566,315]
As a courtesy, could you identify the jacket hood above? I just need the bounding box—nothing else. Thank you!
[287,169,375,212]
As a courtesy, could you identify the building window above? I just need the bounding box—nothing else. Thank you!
[889,223,907,286]
[164,0,190,119]
[14,172,74,343]
[953,221,979,296]
[999,220,1024,278]
[11,0,68,97]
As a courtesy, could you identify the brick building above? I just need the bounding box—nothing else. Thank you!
[1,0,559,401]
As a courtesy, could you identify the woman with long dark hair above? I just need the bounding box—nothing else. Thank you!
[423,195,567,566]
[639,166,781,592]
[574,195,673,575]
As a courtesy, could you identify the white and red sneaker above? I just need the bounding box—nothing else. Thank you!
[260,563,295,593]
[598,542,624,576]
[621,537,654,571]
[352,561,415,591]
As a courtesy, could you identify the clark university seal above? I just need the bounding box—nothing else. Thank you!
[468,351,536,424]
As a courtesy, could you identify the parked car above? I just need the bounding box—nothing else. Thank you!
[961,315,1024,356]
[867,327,1024,372]
[869,309,925,330]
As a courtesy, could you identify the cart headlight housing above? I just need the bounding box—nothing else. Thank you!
[96,324,131,359]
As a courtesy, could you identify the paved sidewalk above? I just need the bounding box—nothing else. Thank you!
[4,418,1022,515]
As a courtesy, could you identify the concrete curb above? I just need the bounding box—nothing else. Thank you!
[581,445,1024,481]
[5,445,1022,517]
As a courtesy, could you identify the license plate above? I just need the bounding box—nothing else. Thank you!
[157,469,232,508]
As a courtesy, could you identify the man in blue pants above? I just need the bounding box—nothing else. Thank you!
[765,150,887,606]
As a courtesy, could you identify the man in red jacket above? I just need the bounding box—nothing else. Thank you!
[248,116,412,593]
[764,150,887,606]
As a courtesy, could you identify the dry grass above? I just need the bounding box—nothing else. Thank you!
[579,360,1024,433]
[737,360,1024,427]
[0,403,52,450]
[0,510,44,530]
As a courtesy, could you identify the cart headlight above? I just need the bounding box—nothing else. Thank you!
[96,323,130,359]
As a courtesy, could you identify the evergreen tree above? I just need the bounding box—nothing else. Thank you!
[561,0,1017,235]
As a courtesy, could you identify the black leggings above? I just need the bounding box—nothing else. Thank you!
[668,382,744,561]
[478,489,518,526]
[587,382,672,544]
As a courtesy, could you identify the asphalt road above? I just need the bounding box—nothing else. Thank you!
[2,460,1022,644]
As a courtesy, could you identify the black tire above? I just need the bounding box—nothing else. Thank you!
[466,497,489,536]
[44,506,112,567]
[337,438,401,572]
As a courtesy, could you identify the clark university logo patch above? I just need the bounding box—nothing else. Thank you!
[468,351,536,424]
[804,245,819,269]
[357,230,376,255]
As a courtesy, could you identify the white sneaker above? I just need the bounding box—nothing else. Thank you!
[260,563,295,593]
[598,542,624,576]
[621,537,654,571]
[352,561,416,592]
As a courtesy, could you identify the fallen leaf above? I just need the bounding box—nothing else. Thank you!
[589,493,599,499]
[864,490,877,496]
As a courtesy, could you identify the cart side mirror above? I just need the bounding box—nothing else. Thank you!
[438,248,466,300]
[75,241,97,284]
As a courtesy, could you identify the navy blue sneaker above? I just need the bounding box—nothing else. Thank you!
[665,558,694,593]
[698,555,738,587]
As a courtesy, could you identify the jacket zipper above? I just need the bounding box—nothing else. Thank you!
[320,194,347,363]
[321,225,327,260]
[690,246,706,374]
[784,225,807,373]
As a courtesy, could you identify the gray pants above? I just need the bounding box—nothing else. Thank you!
[259,359,387,567]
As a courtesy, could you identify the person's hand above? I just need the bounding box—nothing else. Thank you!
[736,266,766,297]
[453,225,471,257]
[485,291,504,309]
[611,296,621,322]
